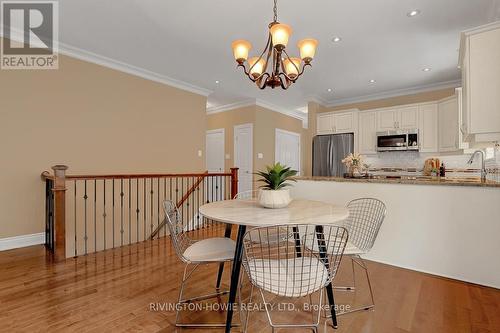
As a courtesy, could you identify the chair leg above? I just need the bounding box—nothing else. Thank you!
[336,255,375,316]
[333,255,356,291]
[243,284,254,333]
[175,262,238,328]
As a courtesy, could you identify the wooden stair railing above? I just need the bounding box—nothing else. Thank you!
[41,166,238,261]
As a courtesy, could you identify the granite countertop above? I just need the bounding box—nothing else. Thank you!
[295,176,500,188]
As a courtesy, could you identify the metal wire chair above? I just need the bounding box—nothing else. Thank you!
[242,224,348,332]
[335,198,386,315]
[163,200,240,328]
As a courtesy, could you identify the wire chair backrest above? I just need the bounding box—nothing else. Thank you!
[242,224,348,298]
[233,190,259,200]
[344,198,386,253]
[163,200,192,263]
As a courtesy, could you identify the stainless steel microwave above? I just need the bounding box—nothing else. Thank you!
[376,129,419,152]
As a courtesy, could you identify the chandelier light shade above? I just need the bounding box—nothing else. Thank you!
[231,40,252,63]
[231,0,317,89]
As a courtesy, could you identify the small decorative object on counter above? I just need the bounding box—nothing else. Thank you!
[440,163,446,177]
[424,158,440,176]
[342,153,364,178]
[255,163,297,208]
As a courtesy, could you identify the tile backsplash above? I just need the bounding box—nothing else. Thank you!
[361,149,500,181]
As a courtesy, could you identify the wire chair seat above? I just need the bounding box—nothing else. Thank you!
[246,257,330,297]
[182,237,236,262]
[303,231,364,255]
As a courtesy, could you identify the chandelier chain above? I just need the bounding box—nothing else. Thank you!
[273,0,278,22]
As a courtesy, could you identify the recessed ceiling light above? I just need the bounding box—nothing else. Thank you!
[327,88,333,92]
[407,9,421,17]
[369,79,376,84]
[332,36,342,43]
[422,68,431,72]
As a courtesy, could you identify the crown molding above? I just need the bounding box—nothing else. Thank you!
[206,99,255,114]
[459,20,500,64]
[0,30,212,97]
[59,43,212,96]
[323,79,461,108]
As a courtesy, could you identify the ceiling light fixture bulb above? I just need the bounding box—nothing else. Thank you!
[369,79,376,84]
[327,88,332,92]
[407,9,421,17]
[215,80,220,84]
[422,68,431,72]
[332,36,342,43]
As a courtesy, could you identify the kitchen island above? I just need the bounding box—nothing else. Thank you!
[290,177,500,288]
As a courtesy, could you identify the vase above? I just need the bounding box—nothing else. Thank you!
[258,189,292,209]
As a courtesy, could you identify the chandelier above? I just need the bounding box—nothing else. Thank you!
[231,0,318,90]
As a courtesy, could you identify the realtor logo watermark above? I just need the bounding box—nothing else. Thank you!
[1,1,58,69]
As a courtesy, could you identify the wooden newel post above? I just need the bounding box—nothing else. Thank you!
[230,167,239,199]
[52,165,68,261]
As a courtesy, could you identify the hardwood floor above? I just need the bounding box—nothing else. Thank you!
[1,226,499,333]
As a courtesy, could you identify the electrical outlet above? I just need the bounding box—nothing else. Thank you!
[257,153,264,159]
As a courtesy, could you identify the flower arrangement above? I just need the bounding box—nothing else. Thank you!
[342,153,364,176]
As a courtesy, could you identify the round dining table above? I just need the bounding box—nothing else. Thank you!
[199,198,349,332]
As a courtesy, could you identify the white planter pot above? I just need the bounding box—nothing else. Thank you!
[258,189,292,209]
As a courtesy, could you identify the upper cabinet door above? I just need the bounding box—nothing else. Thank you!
[438,97,459,152]
[333,112,356,133]
[359,111,377,154]
[317,113,334,134]
[377,109,398,131]
[399,106,419,129]
[468,27,500,134]
[419,104,438,153]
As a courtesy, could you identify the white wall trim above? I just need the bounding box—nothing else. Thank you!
[206,98,308,128]
[0,233,45,251]
[206,99,255,114]
[0,29,212,97]
[324,80,461,108]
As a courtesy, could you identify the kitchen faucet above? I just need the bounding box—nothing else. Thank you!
[467,150,487,182]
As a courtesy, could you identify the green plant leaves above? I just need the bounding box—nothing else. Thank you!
[255,162,298,190]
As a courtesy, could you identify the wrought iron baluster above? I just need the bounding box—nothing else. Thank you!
[112,179,115,249]
[103,179,106,251]
[94,179,97,252]
[128,178,131,245]
[163,177,166,238]
[157,177,160,237]
[143,178,146,241]
[84,180,88,255]
[120,179,124,247]
[73,180,77,256]
[136,179,139,243]
[150,178,154,237]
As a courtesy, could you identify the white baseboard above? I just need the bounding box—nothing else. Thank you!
[0,233,45,251]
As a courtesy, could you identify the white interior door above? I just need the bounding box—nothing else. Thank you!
[206,129,225,204]
[234,124,253,193]
[275,129,301,175]
[206,129,225,172]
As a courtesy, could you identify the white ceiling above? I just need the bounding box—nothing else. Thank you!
[57,0,500,113]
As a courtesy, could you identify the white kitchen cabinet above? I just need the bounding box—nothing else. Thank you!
[419,103,438,153]
[316,110,357,135]
[377,109,398,131]
[359,111,378,154]
[317,113,334,134]
[460,22,500,141]
[438,96,459,152]
[377,107,418,131]
[399,106,419,129]
[455,88,469,149]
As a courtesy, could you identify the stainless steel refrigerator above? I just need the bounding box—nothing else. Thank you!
[312,134,354,177]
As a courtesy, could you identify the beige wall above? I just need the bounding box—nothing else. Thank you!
[0,50,207,238]
[322,88,456,112]
[207,106,307,186]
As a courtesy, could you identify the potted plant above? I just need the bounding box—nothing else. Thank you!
[255,163,297,209]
